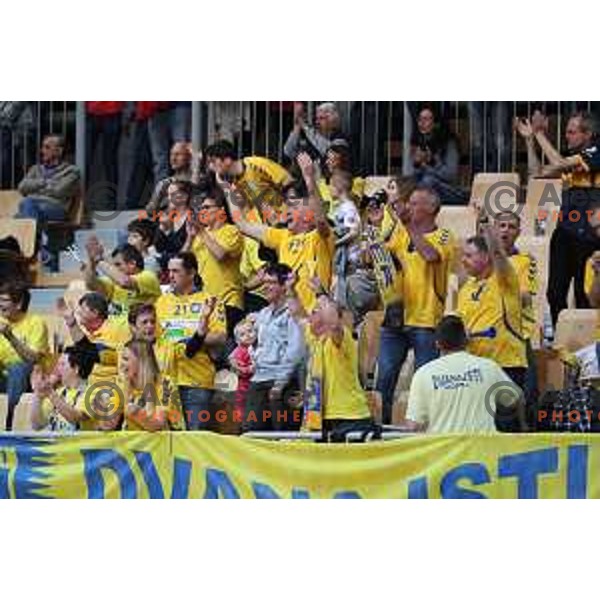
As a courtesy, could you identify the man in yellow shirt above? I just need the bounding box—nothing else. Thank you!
[155,252,227,430]
[376,186,456,425]
[404,315,526,433]
[183,191,244,335]
[59,292,131,388]
[0,284,49,431]
[84,239,161,318]
[286,279,373,442]
[493,210,539,409]
[457,223,527,430]
[223,152,334,313]
[206,139,293,214]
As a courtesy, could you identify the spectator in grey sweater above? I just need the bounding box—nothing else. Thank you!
[243,262,306,432]
[284,102,351,168]
[17,134,81,222]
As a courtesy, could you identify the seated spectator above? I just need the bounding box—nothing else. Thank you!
[127,219,161,275]
[284,102,352,170]
[404,316,526,433]
[405,107,466,205]
[242,263,306,432]
[29,345,98,432]
[57,292,130,386]
[17,134,81,222]
[223,151,334,314]
[145,141,203,213]
[287,279,373,442]
[84,239,161,319]
[16,134,81,269]
[206,139,293,216]
[0,284,49,430]
[154,180,194,275]
[183,188,244,335]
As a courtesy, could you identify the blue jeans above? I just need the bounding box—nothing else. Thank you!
[376,326,438,425]
[17,197,67,222]
[179,386,214,431]
[1,361,33,431]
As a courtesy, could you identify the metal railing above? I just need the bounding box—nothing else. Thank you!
[1,101,597,194]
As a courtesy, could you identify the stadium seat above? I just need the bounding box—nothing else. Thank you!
[0,190,21,218]
[0,218,36,258]
[0,393,35,432]
[524,178,562,238]
[363,176,391,197]
[554,309,598,352]
[437,206,478,241]
[470,172,521,213]
[516,236,550,347]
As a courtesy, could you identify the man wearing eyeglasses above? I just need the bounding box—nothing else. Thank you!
[182,189,244,336]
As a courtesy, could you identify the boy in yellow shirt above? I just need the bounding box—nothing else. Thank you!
[84,238,161,319]
[0,284,49,431]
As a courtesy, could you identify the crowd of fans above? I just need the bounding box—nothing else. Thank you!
[0,101,599,440]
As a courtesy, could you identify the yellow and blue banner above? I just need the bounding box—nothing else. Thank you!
[0,432,597,499]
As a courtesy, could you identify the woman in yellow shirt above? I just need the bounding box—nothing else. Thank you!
[30,344,100,432]
[119,339,183,431]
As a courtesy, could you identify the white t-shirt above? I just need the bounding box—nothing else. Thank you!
[333,199,361,264]
[405,351,519,433]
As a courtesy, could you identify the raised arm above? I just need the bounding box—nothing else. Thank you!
[222,180,269,241]
[296,152,330,237]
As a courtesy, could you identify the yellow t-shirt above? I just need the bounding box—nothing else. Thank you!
[75,381,124,431]
[191,224,244,309]
[233,156,290,209]
[305,326,371,421]
[80,319,132,386]
[120,378,181,432]
[263,227,334,312]
[0,313,48,369]
[99,270,161,317]
[584,258,600,340]
[39,386,85,432]
[510,251,539,341]
[240,237,267,299]
[406,351,517,433]
[457,266,527,369]
[386,225,456,328]
[155,291,227,388]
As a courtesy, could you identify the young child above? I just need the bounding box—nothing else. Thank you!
[286,276,373,441]
[127,219,161,275]
[228,318,257,422]
[329,169,362,308]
